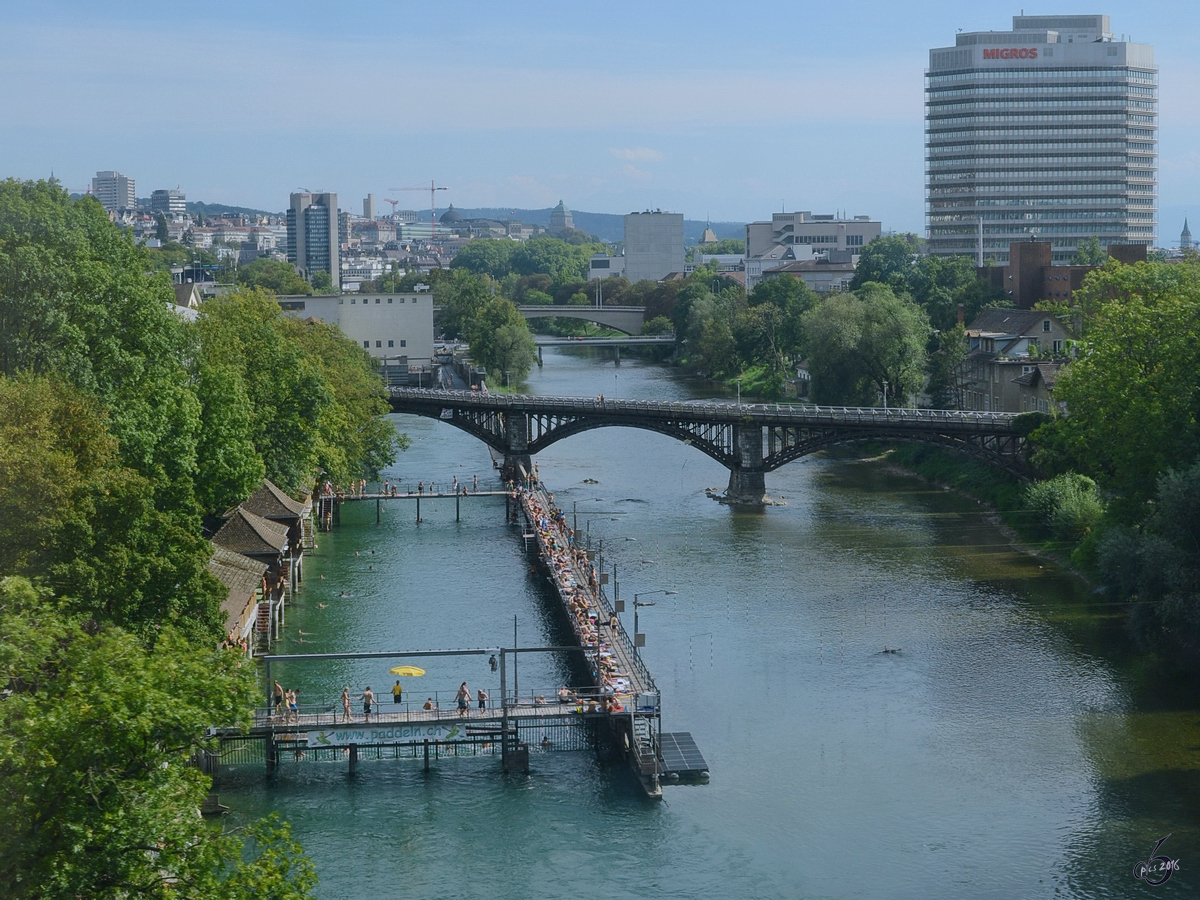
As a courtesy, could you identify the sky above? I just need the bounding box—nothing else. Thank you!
[4,1,1198,238]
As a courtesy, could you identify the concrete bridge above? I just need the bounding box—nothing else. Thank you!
[517,305,645,335]
[533,334,674,365]
[387,389,1033,505]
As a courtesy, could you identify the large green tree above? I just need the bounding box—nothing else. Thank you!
[0,578,317,900]
[236,257,312,295]
[1042,261,1200,511]
[449,238,517,279]
[465,297,538,383]
[801,284,930,406]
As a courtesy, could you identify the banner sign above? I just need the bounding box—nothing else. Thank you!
[307,722,467,746]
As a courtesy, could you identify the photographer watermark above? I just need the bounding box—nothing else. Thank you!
[1133,834,1180,886]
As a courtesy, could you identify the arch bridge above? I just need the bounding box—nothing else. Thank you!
[516,305,645,335]
[387,389,1033,505]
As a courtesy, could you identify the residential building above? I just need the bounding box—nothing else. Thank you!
[623,211,684,283]
[92,170,136,212]
[276,293,435,382]
[745,212,880,260]
[959,308,1077,412]
[287,192,339,285]
[926,14,1157,264]
[744,244,815,292]
[151,189,186,216]
[761,253,857,295]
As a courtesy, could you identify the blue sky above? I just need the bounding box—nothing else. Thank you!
[4,1,1198,237]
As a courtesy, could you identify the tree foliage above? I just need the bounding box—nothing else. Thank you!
[0,578,317,900]
[236,257,313,296]
[465,297,537,383]
[1041,261,1200,510]
[801,284,930,406]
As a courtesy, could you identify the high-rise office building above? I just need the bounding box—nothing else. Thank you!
[926,14,1156,264]
[151,189,186,216]
[287,192,339,286]
[92,170,136,212]
[623,211,684,283]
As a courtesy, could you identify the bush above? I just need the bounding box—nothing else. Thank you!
[1023,473,1105,544]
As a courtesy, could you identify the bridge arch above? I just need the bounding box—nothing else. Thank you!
[516,305,645,336]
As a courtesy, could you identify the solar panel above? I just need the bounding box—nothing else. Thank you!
[660,732,709,775]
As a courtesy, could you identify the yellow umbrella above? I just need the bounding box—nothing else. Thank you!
[388,665,426,677]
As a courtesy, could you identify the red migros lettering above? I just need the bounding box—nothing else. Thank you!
[983,47,1038,60]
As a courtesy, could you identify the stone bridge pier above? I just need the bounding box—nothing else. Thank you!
[725,424,767,507]
[501,413,532,483]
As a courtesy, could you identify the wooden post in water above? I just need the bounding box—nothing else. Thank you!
[423,738,430,772]
[376,497,380,524]
[349,743,357,775]
[416,494,421,523]
[456,491,460,521]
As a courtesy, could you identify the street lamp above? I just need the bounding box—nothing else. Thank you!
[882,379,889,410]
[736,378,741,406]
[632,589,677,657]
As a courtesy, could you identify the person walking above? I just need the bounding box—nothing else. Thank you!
[361,685,375,723]
[477,687,489,710]
[456,682,470,717]
[392,680,404,705]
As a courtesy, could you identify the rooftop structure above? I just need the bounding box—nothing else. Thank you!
[92,170,135,212]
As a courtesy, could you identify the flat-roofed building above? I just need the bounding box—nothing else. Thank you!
[624,211,684,283]
[745,212,880,260]
[92,170,135,212]
[926,14,1156,264]
[287,192,340,285]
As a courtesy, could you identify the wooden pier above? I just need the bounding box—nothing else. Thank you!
[315,488,509,527]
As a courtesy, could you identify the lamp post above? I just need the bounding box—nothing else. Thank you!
[882,379,889,410]
[632,589,677,657]
[736,378,741,406]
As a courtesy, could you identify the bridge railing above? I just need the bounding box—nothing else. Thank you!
[388,388,1021,428]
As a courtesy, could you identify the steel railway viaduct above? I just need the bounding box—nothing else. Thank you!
[387,389,1034,506]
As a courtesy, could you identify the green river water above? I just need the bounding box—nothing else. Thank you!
[220,347,1200,899]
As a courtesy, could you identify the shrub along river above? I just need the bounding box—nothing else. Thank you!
[221,346,1199,899]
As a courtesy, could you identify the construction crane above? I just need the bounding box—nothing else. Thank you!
[391,181,448,238]
[383,198,402,216]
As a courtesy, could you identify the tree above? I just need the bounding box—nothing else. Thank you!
[0,579,317,900]
[154,212,168,242]
[449,238,516,279]
[1041,261,1200,512]
[310,269,333,293]
[848,234,920,291]
[236,257,312,295]
[1072,236,1107,266]
[433,269,491,339]
[801,284,930,406]
[464,298,537,383]
[692,238,745,256]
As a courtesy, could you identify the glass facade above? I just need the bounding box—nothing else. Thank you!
[926,15,1156,264]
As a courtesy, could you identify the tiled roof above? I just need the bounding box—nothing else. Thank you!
[227,479,308,521]
[212,507,288,557]
[966,308,1045,335]
[207,545,267,633]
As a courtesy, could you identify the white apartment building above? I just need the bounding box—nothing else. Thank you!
[926,14,1157,264]
[276,293,435,378]
[92,170,136,212]
[151,189,186,217]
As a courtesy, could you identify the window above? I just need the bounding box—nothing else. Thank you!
[388,340,394,347]
[376,340,382,347]
[1042,319,1051,332]
[363,340,369,348]
[400,340,407,347]
[1052,339,1063,354]
[375,298,381,304]
[388,298,393,303]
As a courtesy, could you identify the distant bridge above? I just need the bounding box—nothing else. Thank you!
[517,305,645,335]
[387,390,1032,505]
[533,334,674,364]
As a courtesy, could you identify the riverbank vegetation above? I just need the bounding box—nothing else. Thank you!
[0,178,408,897]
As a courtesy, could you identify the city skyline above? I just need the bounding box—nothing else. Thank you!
[4,1,1198,238]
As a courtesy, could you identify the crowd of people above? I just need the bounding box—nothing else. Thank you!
[517,482,633,709]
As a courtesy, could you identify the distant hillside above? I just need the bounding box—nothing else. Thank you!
[185,201,281,217]
[442,207,745,245]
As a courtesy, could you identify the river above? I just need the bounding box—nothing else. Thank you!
[222,347,1200,899]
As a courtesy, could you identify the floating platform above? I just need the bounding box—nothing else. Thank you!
[659,732,709,780]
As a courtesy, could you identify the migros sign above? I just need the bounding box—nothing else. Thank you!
[983,47,1038,60]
